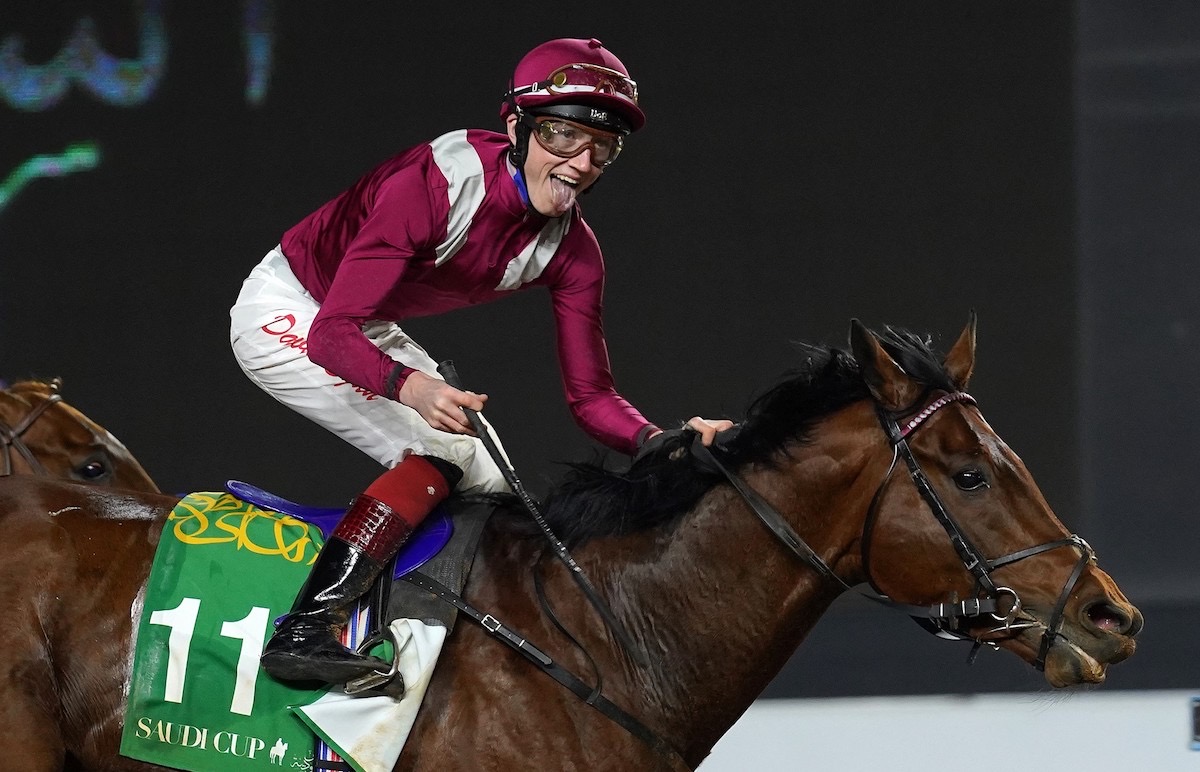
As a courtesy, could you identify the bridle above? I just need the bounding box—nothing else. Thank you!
[869,391,1096,668]
[0,384,63,477]
[430,388,1095,769]
[694,389,1096,671]
[429,388,1096,769]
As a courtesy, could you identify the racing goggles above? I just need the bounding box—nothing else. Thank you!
[523,114,624,168]
[511,63,639,106]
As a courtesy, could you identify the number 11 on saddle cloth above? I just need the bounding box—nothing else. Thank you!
[120,491,448,772]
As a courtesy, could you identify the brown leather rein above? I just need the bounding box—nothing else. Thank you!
[426,389,1095,769]
[694,390,1095,671]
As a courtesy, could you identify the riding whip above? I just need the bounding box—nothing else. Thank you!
[436,360,650,669]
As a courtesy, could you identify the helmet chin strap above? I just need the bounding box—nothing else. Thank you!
[507,105,539,214]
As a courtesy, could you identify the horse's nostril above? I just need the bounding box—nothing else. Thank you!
[1085,601,1138,636]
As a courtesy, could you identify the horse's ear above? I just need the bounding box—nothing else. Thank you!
[849,319,922,411]
[943,311,977,390]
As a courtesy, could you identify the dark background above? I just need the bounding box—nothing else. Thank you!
[1,2,1193,698]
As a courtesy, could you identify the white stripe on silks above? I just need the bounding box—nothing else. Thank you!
[495,215,567,290]
[430,130,485,266]
[428,129,568,290]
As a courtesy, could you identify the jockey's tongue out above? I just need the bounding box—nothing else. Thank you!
[504,39,640,217]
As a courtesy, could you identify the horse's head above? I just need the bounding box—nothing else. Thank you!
[0,379,160,493]
[850,314,1142,687]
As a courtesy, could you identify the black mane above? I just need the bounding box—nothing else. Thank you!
[495,327,957,548]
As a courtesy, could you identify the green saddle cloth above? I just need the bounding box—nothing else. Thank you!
[119,492,328,770]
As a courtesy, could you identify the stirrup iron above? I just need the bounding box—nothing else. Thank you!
[344,626,405,698]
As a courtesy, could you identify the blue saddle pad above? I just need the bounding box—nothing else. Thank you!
[224,479,453,579]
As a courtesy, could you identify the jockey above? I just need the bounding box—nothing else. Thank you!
[230,37,734,687]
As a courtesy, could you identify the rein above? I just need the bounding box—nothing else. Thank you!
[0,385,63,477]
[402,571,688,767]
[417,387,1093,765]
[693,390,1095,670]
[436,360,650,669]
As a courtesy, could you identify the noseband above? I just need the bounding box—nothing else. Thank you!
[694,390,1096,671]
[0,387,63,477]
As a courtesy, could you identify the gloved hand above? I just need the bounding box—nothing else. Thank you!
[632,428,692,467]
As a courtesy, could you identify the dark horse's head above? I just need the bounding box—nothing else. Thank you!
[0,378,159,492]
[538,315,1141,688]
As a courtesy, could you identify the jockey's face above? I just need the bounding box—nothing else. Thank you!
[507,113,603,218]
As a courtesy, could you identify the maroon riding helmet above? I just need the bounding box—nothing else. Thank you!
[501,37,645,136]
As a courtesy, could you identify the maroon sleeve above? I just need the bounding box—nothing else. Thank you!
[307,165,447,397]
[550,227,656,455]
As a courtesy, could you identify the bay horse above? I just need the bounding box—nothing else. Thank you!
[0,378,158,492]
[0,318,1141,771]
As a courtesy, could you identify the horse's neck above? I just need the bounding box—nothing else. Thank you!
[588,438,876,759]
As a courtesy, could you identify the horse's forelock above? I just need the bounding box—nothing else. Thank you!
[875,327,957,394]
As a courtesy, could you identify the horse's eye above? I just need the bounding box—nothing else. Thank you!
[76,459,112,481]
[953,468,989,491]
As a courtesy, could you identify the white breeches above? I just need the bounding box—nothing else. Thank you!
[229,248,508,493]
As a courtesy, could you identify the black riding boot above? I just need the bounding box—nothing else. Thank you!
[260,454,459,685]
[260,533,399,684]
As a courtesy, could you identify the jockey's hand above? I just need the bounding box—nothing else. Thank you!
[638,417,739,465]
[683,416,736,446]
[397,370,487,435]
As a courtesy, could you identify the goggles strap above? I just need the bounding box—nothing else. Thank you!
[505,66,637,106]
